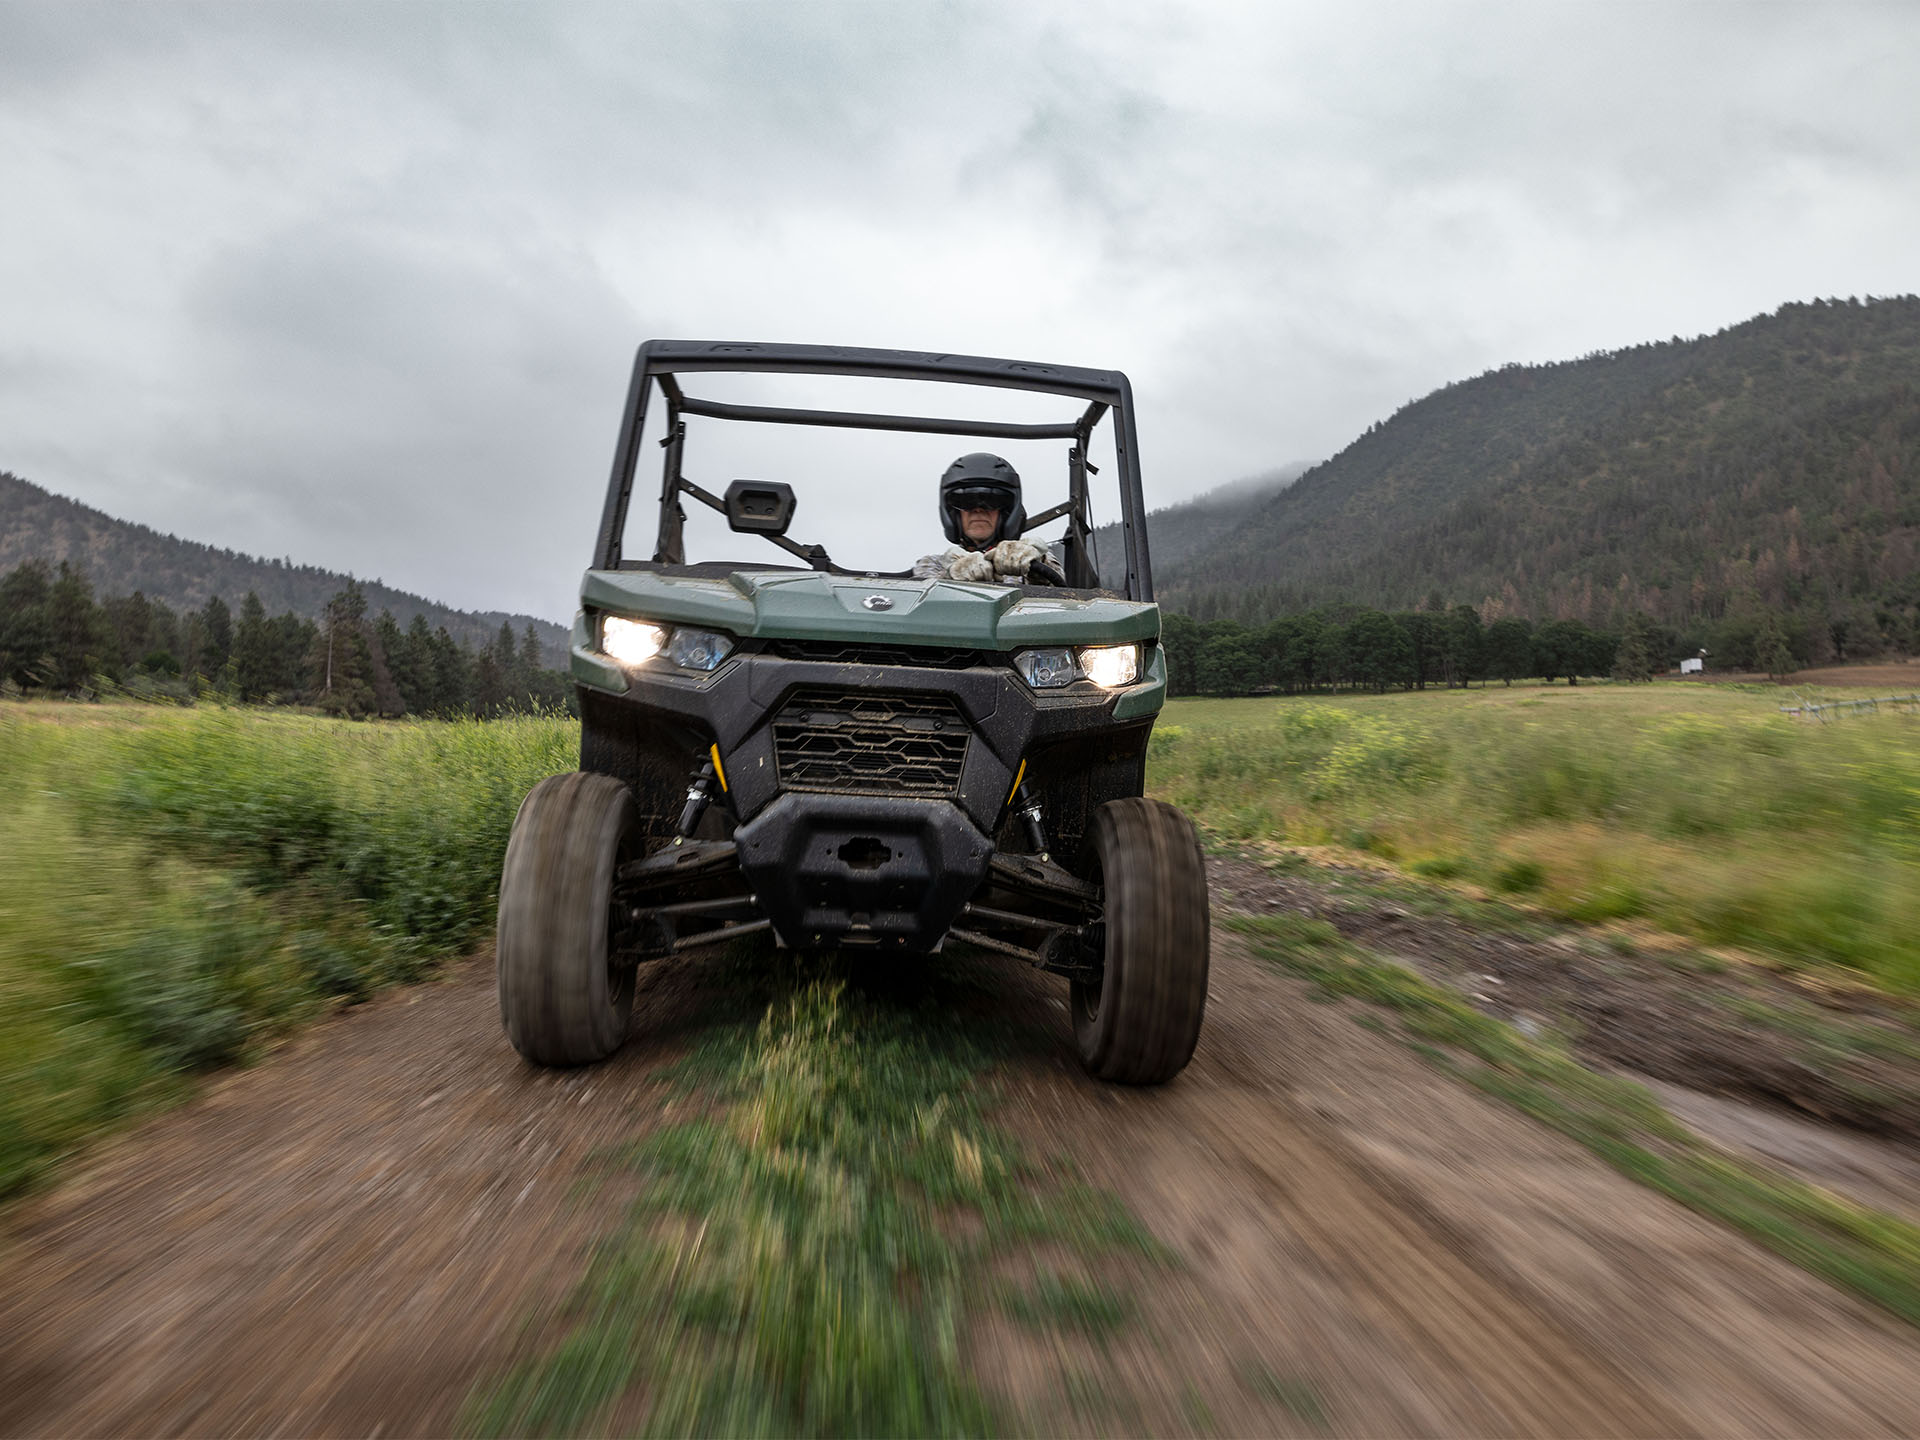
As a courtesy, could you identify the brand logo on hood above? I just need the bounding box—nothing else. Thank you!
[861,595,894,611]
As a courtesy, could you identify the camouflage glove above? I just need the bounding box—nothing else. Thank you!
[946,550,997,583]
[988,539,1045,575]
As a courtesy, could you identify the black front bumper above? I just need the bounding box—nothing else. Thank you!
[583,651,1148,952]
[734,792,991,950]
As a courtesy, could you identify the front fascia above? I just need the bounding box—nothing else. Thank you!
[576,568,1160,655]
[581,650,1141,839]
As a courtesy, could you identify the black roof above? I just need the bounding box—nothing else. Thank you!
[635,340,1130,406]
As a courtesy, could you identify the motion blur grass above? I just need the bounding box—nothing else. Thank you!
[0,702,575,1198]
[468,961,1160,1438]
[1153,684,1920,990]
[1232,912,1920,1329]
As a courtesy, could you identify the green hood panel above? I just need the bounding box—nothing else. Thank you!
[579,568,1159,650]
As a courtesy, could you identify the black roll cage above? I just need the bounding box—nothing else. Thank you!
[591,340,1155,602]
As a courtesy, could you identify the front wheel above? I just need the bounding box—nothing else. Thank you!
[1071,797,1210,1084]
[496,771,638,1066]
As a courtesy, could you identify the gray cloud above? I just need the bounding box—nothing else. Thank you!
[3,1,1918,620]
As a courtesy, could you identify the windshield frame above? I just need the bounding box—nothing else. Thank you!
[591,341,1154,602]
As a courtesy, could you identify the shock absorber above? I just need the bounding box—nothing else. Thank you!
[1013,781,1050,862]
[676,759,718,839]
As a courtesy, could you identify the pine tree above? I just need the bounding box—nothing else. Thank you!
[0,560,55,689]
[431,627,471,716]
[391,614,435,714]
[48,562,106,693]
[199,595,233,679]
[367,612,406,717]
[311,581,375,718]
[473,635,506,717]
[1758,613,1796,681]
[1443,605,1486,686]
[234,592,274,701]
[271,614,317,699]
[496,620,525,711]
[104,590,155,675]
[1611,611,1659,683]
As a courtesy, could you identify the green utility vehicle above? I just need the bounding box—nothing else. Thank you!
[496,342,1209,1083]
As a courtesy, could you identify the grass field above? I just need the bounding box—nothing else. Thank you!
[0,702,575,1197]
[468,956,1162,1438]
[1150,681,1920,991]
[6,685,1920,1417]
[4,679,1916,1203]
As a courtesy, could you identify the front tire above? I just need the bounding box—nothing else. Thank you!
[497,771,638,1066]
[1071,797,1210,1084]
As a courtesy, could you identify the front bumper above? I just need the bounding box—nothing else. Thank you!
[579,644,1162,951]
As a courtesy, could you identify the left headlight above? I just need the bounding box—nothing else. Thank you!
[601,616,668,666]
[598,616,734,673]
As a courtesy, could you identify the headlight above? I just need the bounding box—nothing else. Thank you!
[601,616,668,666]
[598,615,735,673]
[1077,644,1140,688]
[665,626,734,672]
[1015,648,1078,689]
[1013,643,1142,690]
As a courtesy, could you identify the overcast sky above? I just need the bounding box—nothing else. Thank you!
[4,1,1918,621]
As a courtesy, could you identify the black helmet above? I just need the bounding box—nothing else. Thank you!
[939,452,1025,547]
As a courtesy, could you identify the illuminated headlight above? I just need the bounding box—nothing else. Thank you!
[1014,643,1142,690]
[1015,648,1078,689]
[601,616,668,666]
[1077,644,1140,689]
[665,626,734,672]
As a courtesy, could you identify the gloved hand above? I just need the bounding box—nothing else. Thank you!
[988,539,1046,575]
[946,550,997,583]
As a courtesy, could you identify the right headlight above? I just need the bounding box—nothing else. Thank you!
[1014,643,1141,690]
[1077,644,1140,688]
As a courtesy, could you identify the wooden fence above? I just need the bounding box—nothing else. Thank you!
[1780,692,1920,721]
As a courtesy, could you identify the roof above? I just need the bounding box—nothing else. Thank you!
[634,340,1131,406]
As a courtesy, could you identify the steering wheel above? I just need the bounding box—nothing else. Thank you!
[1025,558,1068,588]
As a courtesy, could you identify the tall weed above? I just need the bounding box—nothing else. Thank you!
[1153,688,1920,989]
[0,705,574,1197]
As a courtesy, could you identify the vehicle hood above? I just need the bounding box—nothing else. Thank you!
[578,567,1159,650]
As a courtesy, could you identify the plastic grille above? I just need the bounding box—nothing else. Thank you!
[764,639,991,669]
[772,689,971,794]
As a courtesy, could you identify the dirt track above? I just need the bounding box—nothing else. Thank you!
[4,867,1920,1437]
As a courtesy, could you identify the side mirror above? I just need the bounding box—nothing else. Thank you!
[724,479,796,536]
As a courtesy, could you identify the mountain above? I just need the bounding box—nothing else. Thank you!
[1161,297,1920,633]
[0,472,568,663]
[1097,463,1312,584]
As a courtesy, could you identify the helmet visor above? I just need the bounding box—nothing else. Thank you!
[945,483,1015,515]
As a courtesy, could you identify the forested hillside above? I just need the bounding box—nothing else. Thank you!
[1164,297,1920,662]
[1094,463,1311,583]
[0,471,566,662]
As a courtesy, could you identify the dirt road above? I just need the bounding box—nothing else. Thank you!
[4,865,1920,1437]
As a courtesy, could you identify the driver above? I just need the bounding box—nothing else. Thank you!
[912,452,1056,584]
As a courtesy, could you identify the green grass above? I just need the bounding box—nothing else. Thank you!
[1002,1271,1136,1343]
[0,703,576,1199]
[1231,912,1920,1329]
[1240,1364,1329,1428]
[465,962,1162,1438]
[1152,684,1920,990]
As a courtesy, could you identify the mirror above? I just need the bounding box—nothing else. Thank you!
[723,479,797,536]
